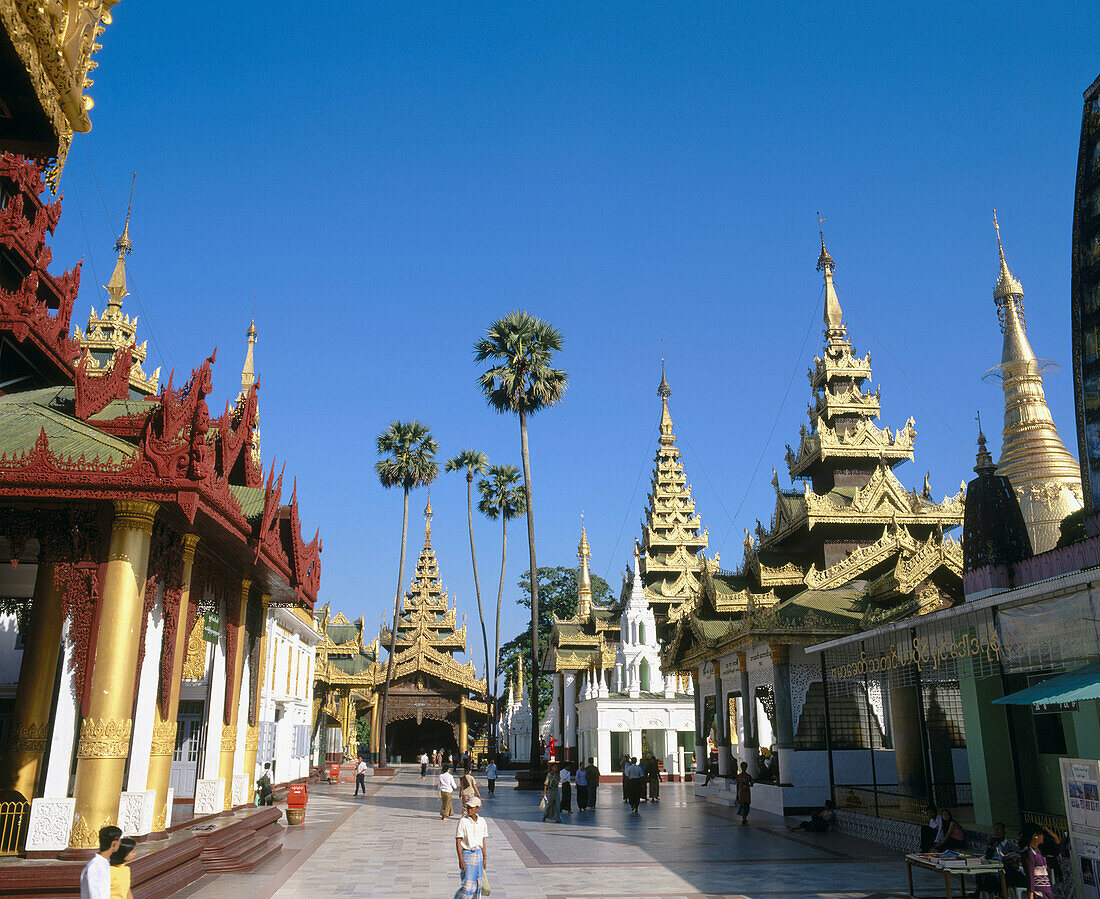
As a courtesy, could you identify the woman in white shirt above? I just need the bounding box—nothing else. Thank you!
[453,796,488,898]
[560,764,572,813]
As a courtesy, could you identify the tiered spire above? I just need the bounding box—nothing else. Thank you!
[378,498,485,691]
[639,365,711,621]
[785,231,913,490]
[240,316,261,468]
[577,522,593,618]
[72,190,160,395]
[986,212,1082,552]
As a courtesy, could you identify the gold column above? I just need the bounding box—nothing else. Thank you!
[70,499,159,848]
[218,578,250,810]
[4,560,64,801]
[146,534,199,835]
[369,696,379,760]
[241,594,271,784]
[459,703,468,754]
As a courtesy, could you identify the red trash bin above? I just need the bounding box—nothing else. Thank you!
[286,783,307,825]
[328,763,340,784]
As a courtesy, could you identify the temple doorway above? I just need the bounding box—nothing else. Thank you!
[386,718,456,763]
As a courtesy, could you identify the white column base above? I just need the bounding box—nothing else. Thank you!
[194,778,224,815]
[165,788,175,828]
[24,798,75,852]
[117,790,156,836]
[231,773,250,807]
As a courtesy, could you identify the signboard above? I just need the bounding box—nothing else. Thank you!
[1029,673,1080,714]
[202,612,221,644]
[1060,758,1100,899]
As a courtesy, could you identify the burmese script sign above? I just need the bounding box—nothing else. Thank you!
[827,631,1001,682]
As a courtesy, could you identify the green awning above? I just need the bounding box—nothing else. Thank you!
[993,663,1100,706]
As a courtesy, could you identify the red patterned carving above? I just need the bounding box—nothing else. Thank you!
[142,522,184,713]
[0,427,140,477]
[74,345,133,420]
[55,560,101,717]
[223,586,244,726]
[288,479,322,607]
[141,351,216,481]
[212,380,258,482]
[255,460,284,561]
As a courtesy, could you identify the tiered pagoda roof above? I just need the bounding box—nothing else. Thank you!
[379,499,486,694]
[661,235,965,671]
[639,367,714,620]
[314,604,380,688]
[545,526,617,674]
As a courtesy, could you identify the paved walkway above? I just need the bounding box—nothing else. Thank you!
[176,767,956,898]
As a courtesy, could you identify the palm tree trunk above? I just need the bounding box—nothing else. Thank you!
[466,473,490,748]
[519,407,540,769]
[492,515,508,744]
[378,486,410,764]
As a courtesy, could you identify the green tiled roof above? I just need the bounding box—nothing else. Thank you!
[0,388,137,463]
[712,573,750,594]
[326,624,359,644]
[87,398,155,422]
[229,484,266,520]
[332,653,374,674]
[697,618,732,640]
[777,586,866,626]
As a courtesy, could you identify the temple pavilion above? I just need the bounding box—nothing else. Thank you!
[660,236,966,814]
[311,606,379,761]
[0,153,323,872]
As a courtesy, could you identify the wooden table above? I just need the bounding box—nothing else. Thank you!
[904,853,1007,898]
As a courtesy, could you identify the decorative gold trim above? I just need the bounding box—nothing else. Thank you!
[220,725,237,751]
[69,814,110,849]
[182,615,207,681]
[245,726,259,751]
[149,720,177,756]
[112,499,159,535]
[9,721,49,753]
[76,717,132,759]
[181,533,200,564]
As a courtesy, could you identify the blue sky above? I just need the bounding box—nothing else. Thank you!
[48,3,1097,683]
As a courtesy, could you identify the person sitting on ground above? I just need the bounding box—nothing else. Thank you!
[933,808,966,851]
[82,825,122,899]
[920,803,943,852]
[108,836,137,899]
[787,799,836,833]
[972,822,1023,897]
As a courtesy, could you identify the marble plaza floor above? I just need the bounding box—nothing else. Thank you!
[175,767,958,898]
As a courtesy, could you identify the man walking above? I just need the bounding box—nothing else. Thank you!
[440,763,458,820]
[575,762,588,811]
[646,755,661,802]
[620,754,630,803]
[626,757,645,815]
[355,757,368,796]
[585,757,600,808]
[486,757,497,797]
[80,825,121,899]
[420,751,429,779]
[734,761,754,824]
[454,796,488,899]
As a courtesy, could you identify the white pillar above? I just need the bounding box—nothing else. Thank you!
[628,662,640,699]
[613,663,622,693]
[126,590,164,791]
[203,601,226,779]
[629,729,643,760]
[664,728,677,778]
[43,622,78,798]
[563,672,577,755]
[597,729,611,773]
[234,654,250,769]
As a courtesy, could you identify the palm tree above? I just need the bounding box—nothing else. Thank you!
[477,464,526,741]
[474,311,567,768]
[445,449,491,727]
[375,420,439,763]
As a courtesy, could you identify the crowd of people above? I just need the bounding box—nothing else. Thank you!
[541,758,602,821]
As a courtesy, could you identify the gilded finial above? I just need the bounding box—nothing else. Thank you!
[658,355,674,444]
[816,211,834,272]
[992,210,1024,301]
[424,491,433,542]
[115,173,135,257]
[658,350,671,400]
[974,411,995,472]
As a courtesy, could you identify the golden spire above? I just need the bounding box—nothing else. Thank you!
[986,211,1082,552]
[424,492,433,544]
[658,357,675,446]
[577,518,592,618]
[241,313,258,395]
[516,656,525,696]
[105,176,135,313]
[817,212,844,334]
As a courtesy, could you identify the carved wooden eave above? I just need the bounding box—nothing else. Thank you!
[811,383,882,421]
[802,466,965,526]
[809,348,872,387]
[786,416,917,478]
[803,524,918,591]
[0,2,118,184]
[750,558,807,587]
[387,639,486,694]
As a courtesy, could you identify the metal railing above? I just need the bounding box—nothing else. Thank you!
[1021,809,1068,836]
[0,800,28,856]
[835,783,973,825]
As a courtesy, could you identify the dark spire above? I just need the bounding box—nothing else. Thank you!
[963,418,1033,573]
